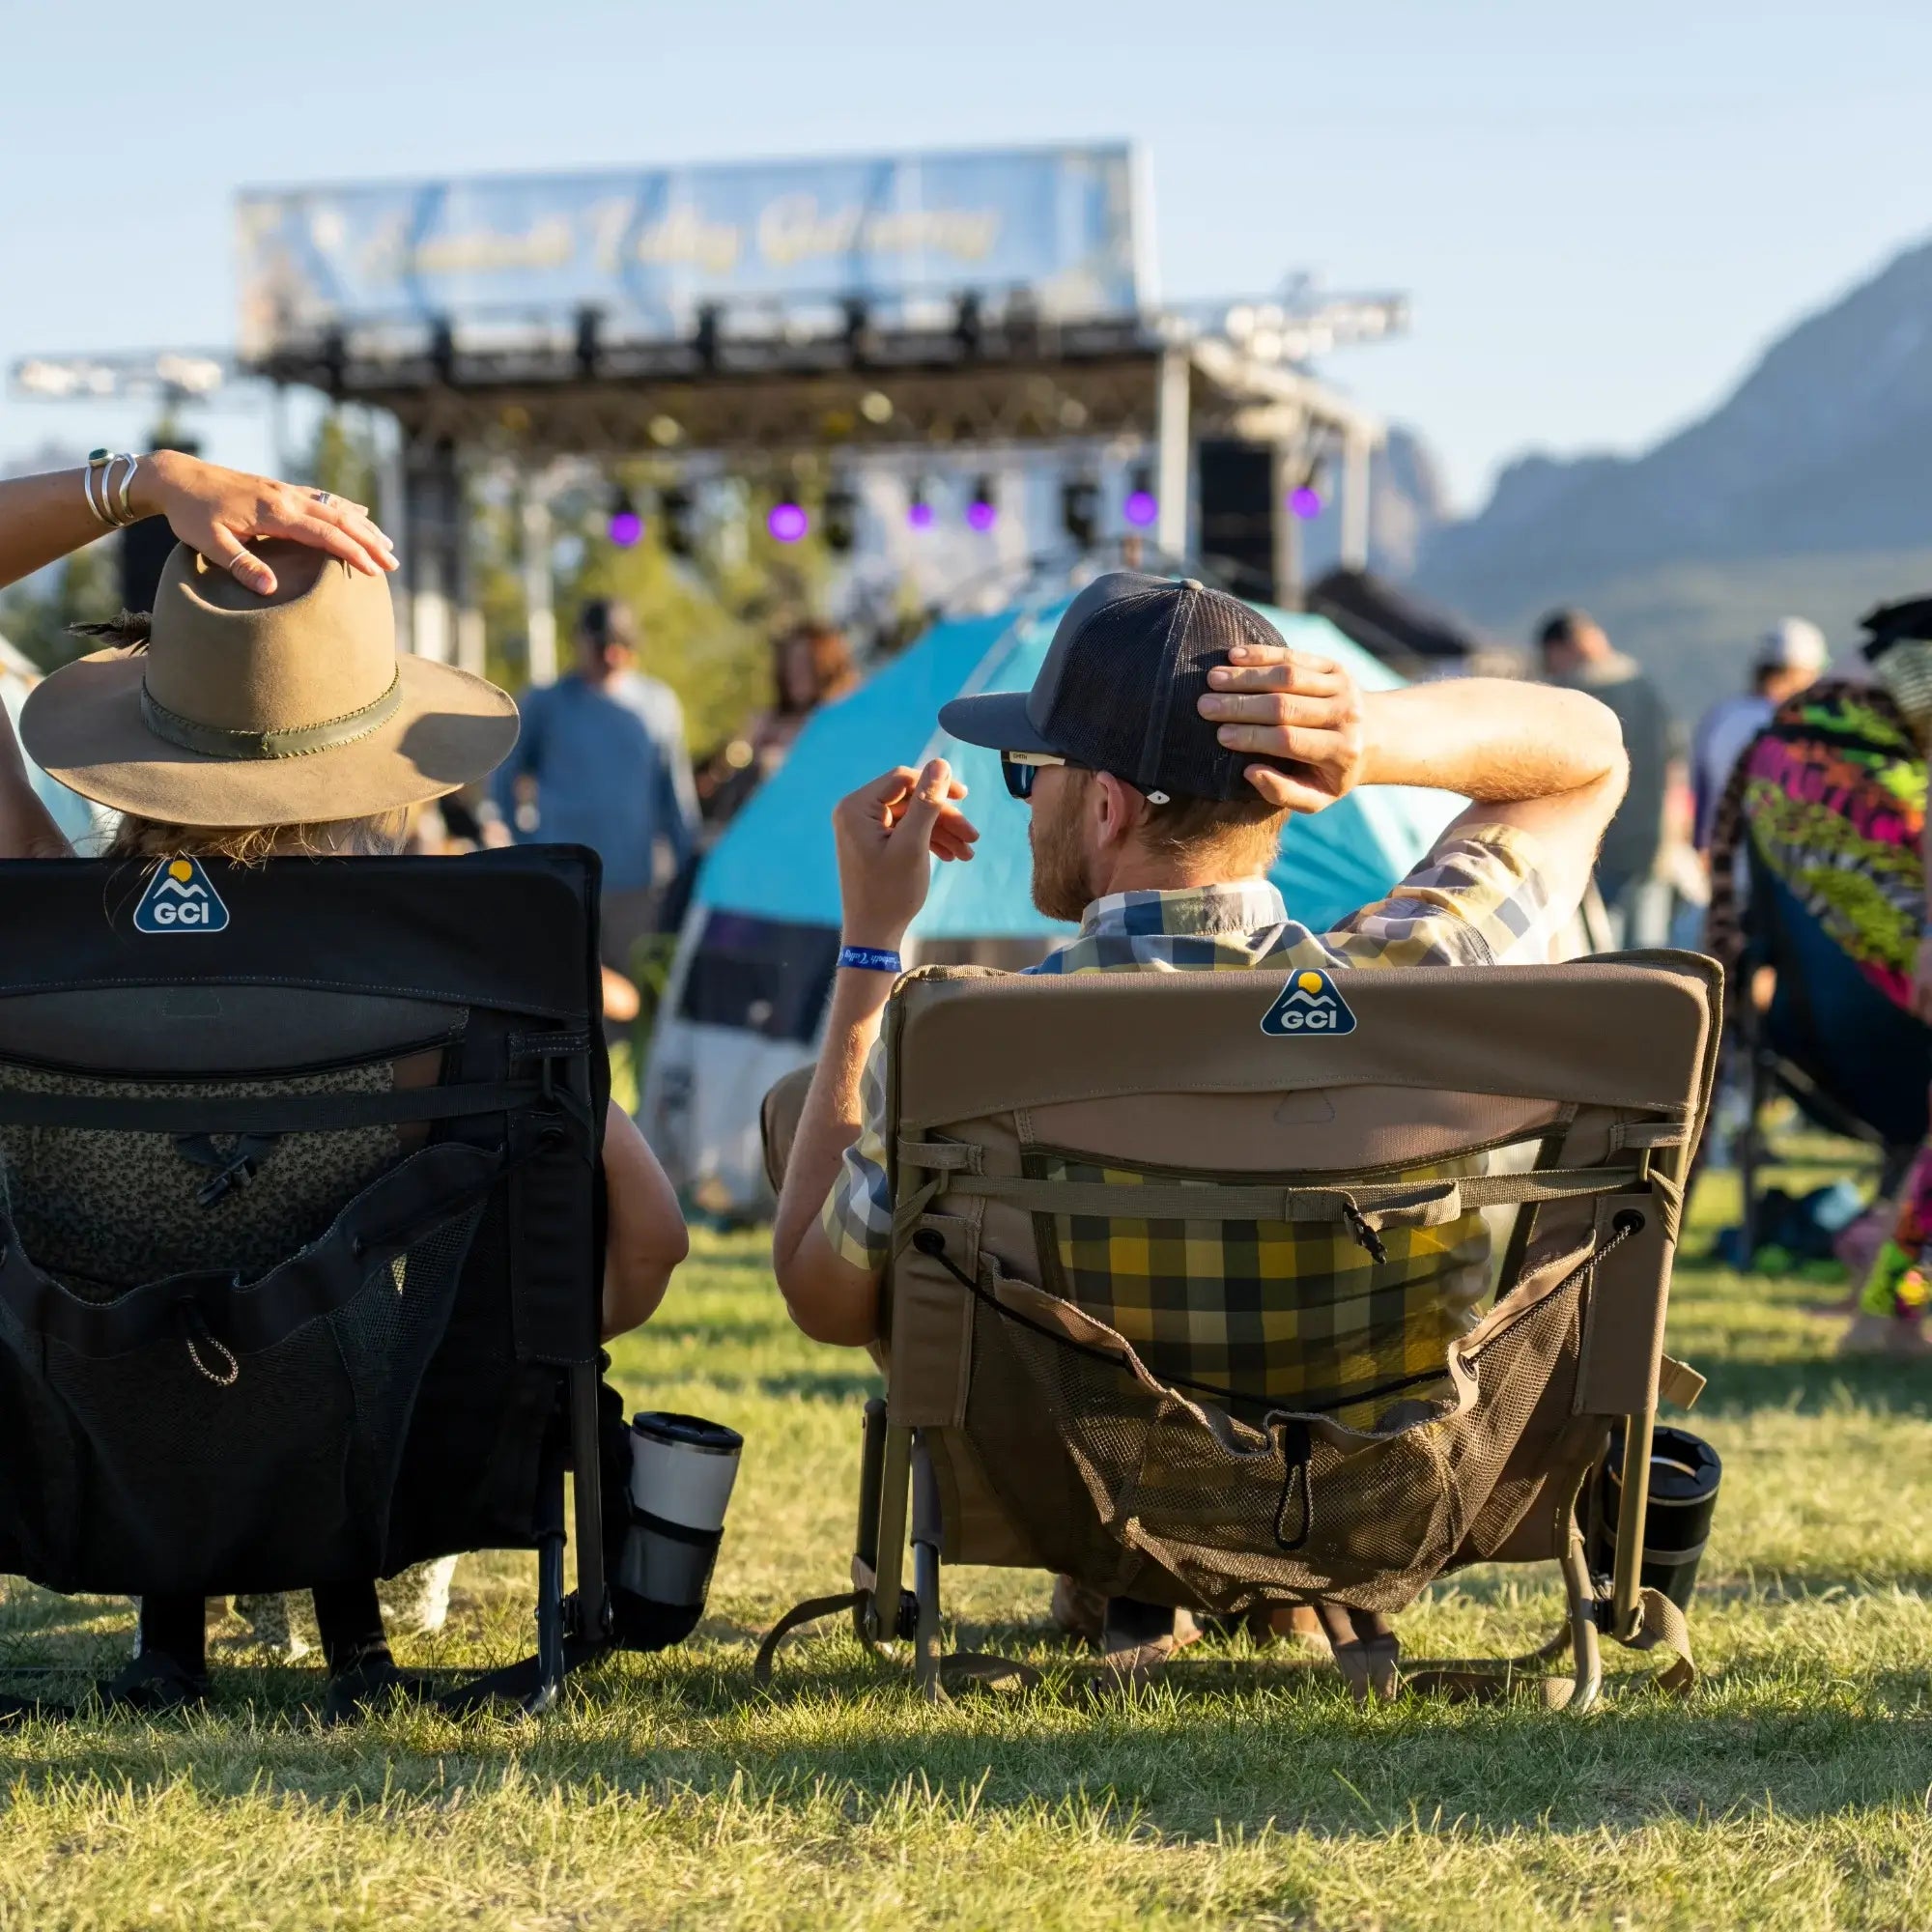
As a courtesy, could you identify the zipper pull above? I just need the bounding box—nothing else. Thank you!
[1341,1197,1388,1264]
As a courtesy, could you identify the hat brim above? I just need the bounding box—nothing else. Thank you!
[19,647,520,828]
[936,688,1059,756]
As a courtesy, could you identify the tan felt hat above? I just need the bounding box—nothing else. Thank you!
[20,539,519,828]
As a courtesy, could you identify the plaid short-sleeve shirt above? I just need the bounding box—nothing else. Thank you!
[819,822,1554,1420]
[821,822,1553,1278]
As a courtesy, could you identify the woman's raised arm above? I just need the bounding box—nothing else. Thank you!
[0,452,402,859]
[0,450,396,596]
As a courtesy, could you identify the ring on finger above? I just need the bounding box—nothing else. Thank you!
[311,490,334,507]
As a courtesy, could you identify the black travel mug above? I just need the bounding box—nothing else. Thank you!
[1590,1422,1721,1613]
[612,1411,743,1650]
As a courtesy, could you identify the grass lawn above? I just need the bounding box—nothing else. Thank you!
[3,1161,1929,1930]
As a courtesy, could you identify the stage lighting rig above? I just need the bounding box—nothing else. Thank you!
[1289,455,1330,520]
[1060,475,1099,550]
[607,486,642,548]
[823,481,860,554]
[694,303,723,373]
[954,291,983,360]
[659,484,697,556]
[574,306,603,379]
[842,298,879,368]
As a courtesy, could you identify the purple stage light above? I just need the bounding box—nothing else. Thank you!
[1122,489,1158,528]
[1289,486,1323,520]
[907,499,934,529]
[608,510,642,547]
[965,498,998,532]
[767,501,809,543]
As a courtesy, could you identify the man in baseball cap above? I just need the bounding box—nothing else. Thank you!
[770,569,1630,1668]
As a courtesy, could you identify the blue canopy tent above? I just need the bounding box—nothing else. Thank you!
[640,593,1463,1212]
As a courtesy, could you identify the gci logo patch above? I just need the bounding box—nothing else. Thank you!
[133,857,230,934]
[1261,968,1356,1037]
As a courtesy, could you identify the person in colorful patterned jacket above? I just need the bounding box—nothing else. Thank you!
[1707,596,1932,1354]
[769,572,1628,1665]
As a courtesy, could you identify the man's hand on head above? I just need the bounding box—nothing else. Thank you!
[1197,642,1368,813]
[833,759,979,948]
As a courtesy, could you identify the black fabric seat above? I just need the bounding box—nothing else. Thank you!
[0,845,638,1714]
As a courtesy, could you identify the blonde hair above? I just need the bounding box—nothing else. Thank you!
[108,810,412,865]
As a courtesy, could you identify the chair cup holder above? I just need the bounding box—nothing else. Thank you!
[1589,1423,1721,1614]
[610,1411,742,1654]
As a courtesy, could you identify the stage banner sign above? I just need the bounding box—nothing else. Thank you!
[237,146,1145,355]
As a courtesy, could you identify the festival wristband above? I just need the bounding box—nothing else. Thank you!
[838,945,903,974]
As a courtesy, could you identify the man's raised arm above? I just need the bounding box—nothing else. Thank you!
[771,760,979,1347]
[1200,649,1629,924]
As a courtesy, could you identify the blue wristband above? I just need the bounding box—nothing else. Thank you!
[838,944,903,975]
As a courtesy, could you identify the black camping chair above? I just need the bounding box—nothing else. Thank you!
[1732,846,1931,1260]
[0,846,659,1719]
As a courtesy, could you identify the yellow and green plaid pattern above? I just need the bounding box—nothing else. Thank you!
[820,823,1552,1281]
[1032,1152,1492,1428]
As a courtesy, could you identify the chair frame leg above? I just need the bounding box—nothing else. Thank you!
[527,1525,568,1715]
[852,1397,889,1649]
[870,1424,913,1646]
[910,1435,945,1702]
[1609,1404,1657,1645]
[1559,1536,1604,1714]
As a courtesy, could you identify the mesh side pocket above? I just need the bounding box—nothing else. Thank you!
[2,1206,482,1597]
[960,1266,1587,1618]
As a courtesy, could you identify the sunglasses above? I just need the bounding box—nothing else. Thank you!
[1000,749,1069,800]
[999,750,1169,806]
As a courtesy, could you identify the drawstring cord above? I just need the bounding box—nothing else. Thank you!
[178,1304,240,1387]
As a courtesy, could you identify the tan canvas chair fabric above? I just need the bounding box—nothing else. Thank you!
[767,951,1719,1698]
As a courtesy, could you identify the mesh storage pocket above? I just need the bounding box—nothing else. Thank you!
[0,1203,483,1596]
[961,1264,1588,1617]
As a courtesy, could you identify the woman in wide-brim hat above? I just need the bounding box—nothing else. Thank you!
[0,451,688,1716]
[20,519,517,840]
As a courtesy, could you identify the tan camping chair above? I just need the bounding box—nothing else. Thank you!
[757,952,1719,1711]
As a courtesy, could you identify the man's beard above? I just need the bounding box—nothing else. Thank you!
[1030,797,1093,923]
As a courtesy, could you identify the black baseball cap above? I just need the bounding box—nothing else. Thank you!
[938,570,1290,804]
[1861,595,1932,663]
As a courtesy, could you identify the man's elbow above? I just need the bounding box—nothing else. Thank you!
[772,1244,880,1349]
[1554,688,1628,781]
[782,1293,875,1349]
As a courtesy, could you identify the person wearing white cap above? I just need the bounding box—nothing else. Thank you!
[1690,617,1830,852]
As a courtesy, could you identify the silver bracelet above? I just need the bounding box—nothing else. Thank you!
[111,453,140,526]
[82,449,114,528]
[81,449,141,529]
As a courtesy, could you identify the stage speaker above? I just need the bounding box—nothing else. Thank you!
[1196,440,1276,601]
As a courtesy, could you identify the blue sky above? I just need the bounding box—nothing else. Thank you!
[2,0,1927,509]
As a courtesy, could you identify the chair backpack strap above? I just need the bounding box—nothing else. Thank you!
[892,1162,1659,1260]
[1613,1587,1697,1695]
